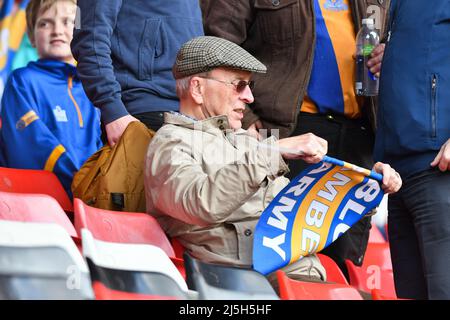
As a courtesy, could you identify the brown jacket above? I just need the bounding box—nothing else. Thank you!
[201,0,390,138]
[145,112,326,280]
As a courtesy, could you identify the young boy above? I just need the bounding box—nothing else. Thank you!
[0,0,102,197]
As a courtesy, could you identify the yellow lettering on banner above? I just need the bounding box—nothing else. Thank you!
[290,167,364,264]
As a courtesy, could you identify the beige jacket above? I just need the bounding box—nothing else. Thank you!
[145,112,326,280]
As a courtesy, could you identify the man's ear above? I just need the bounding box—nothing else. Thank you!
[190,77,204,105]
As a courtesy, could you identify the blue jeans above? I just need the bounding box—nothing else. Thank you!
[388,168,450,299]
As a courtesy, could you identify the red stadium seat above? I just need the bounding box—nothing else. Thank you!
[371,288,405,300]
[0,191,77,238]
[345,242,396,298]
[317,253,349,285]
[276,270,363,300]
[368,223,387,243]
[0,167,73,212]
[82,229,188,300]
[92,282,179,300]
[0,220,93,299]
[74,198,185,277]
[384,223,389,241]
[171,237,186,259]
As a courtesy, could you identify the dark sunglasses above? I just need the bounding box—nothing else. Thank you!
[198,76,255,93]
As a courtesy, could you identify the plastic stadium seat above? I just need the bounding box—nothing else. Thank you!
[371,288,405,300]
[0,220,93,299]
[82,229,188,300]
[91,282,180,300]
[368,223,387,243]
[345,242,396,298]
[74,198,173,255]
[276,270,363,300]
[0,167,73,212]
[171,237,186,259]
[0,191,77,238]
[74,198,185,278]
[317,254,349,285]
[183,252,279,300]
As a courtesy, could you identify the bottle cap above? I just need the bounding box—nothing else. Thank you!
[362,18,375,26]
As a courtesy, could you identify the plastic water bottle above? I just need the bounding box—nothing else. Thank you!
[355,18,380,96]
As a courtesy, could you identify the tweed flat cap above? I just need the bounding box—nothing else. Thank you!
[173,36,267,79]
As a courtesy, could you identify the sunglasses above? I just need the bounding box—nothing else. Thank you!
[198,76,255,93]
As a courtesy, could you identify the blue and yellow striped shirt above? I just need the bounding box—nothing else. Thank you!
[301,0,362,118]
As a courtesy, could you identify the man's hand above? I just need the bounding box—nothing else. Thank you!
[105,115,139,146]
[247,119,263,140]
[277,133,328,163]
[367,43,385,78]
[431,138,450,172]
[372,162,402,194]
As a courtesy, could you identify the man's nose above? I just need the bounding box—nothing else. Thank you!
[240,84,254,104]
[52,20,64,35]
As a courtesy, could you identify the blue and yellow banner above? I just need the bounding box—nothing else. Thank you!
[253,158,384,275]
[0,0,30,99]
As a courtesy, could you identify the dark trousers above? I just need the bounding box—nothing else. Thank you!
[388,169,450,300]
[101,111,166,144]
[287,112,375,278]
[134,111,165,132]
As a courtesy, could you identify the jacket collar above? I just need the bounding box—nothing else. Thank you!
[28,59,77,80]
[164,112,246,134]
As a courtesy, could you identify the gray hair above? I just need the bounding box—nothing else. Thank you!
[175,71,210,99]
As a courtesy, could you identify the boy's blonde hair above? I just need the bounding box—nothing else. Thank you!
[26,0,77,41]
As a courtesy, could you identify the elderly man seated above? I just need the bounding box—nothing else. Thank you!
[144,36,401,286]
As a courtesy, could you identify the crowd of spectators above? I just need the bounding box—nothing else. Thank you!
[0,0,448,300]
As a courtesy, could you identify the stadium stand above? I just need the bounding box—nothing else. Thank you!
[81,229,189,300]
[0,167,73,212]
[276,270,363,300]
[317,254,349,285]
[0,220,93,299]
[345,242,396,298]
[369,223,388,244]
[74,198,185,278]
[0,190,77,238]
[184,252,279,300]
[0,176,401,300]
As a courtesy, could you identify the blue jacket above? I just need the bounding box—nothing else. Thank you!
[0,59,103,196]
[71,0,204,124]
[375,0,450,178]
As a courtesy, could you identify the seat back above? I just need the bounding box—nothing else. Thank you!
[369,223,387,243]
[183,252,278,300]
[0,220,93,299]
[0,191,77,238]
[81,229,188,299]
[0,167,73,212]
[74,198,174,257]
[317,254,348,285]
[276,270,363,300]
[345,242,396,297]
[91,282,180,300]
[371,288,405,300]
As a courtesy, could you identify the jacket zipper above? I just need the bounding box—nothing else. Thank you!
[431,74,437,138]
[68,76,84,128]
[386,0,398,42]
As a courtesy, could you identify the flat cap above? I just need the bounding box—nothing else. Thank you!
[173,36,267,79]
